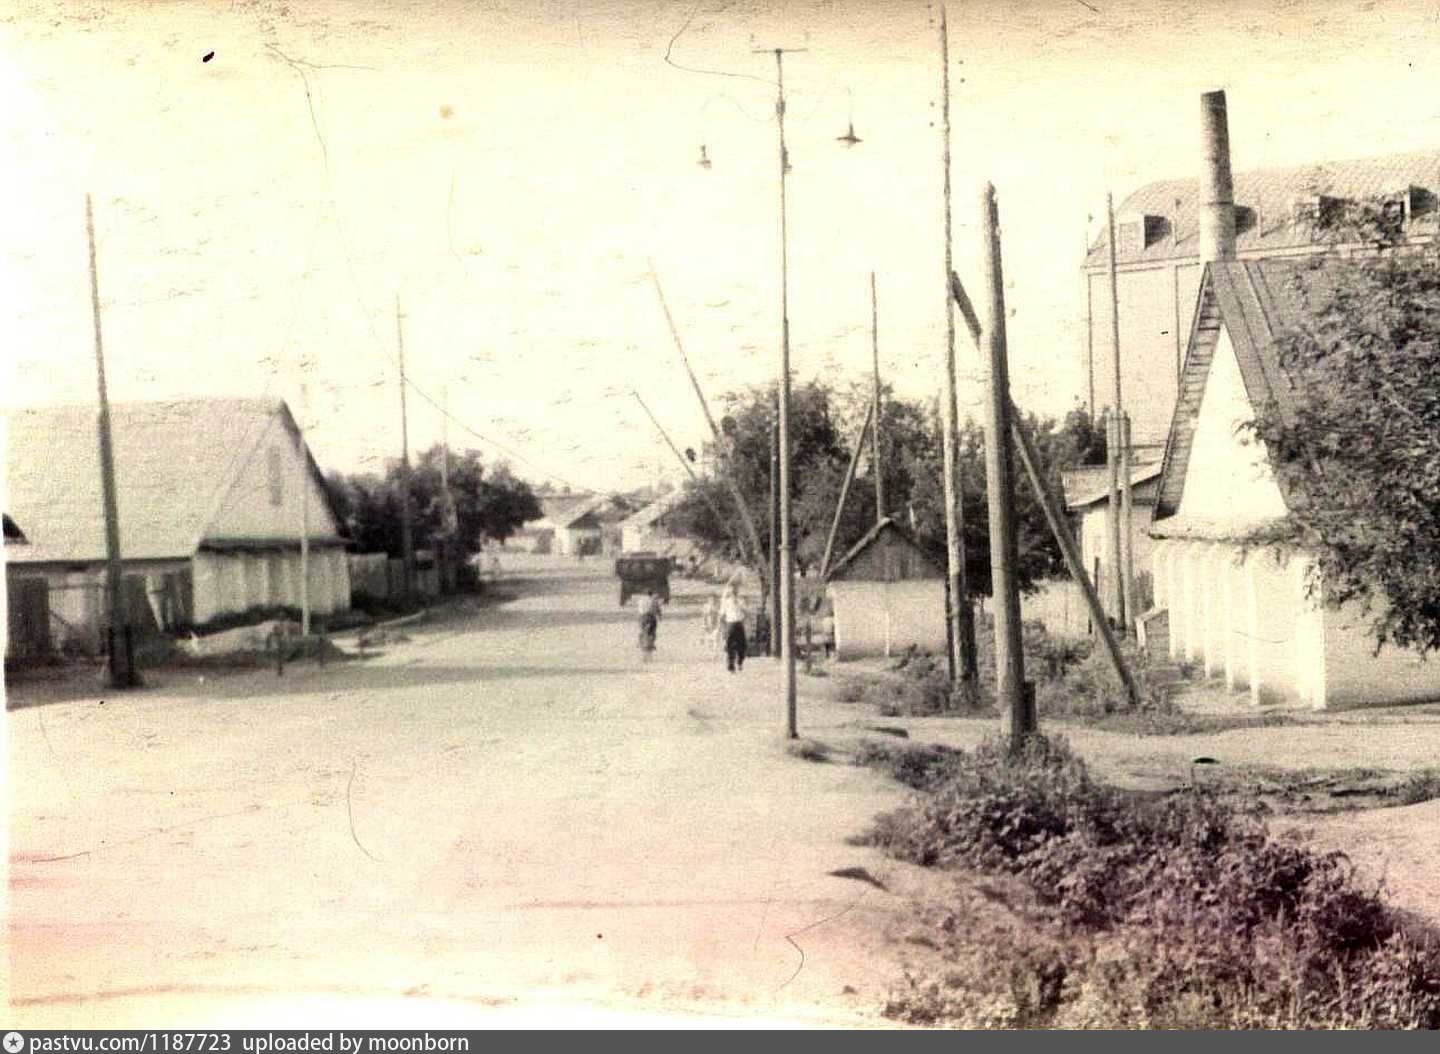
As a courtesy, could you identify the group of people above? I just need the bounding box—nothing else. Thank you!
[632,578,752,672]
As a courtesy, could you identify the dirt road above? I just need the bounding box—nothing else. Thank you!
[5,560,926,1028]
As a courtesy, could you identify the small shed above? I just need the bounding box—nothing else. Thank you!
[825,518,946,661]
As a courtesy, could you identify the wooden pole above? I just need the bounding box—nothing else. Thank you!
[770,405,781,655]
[978,184,1030,751]
[820,401,875,578]
[1105,193,1126,629]
[648,268,770,584]
[774,46,798,740]
[870,271,886,524]
[1120,410,1136,624]
[396,296,415,603]
[938,5,978,687]
[950,270,1140,706]
[298,385,311,636]
[85,195,140,689]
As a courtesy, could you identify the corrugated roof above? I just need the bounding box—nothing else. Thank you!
[3,398,340,564]
[1084,151,1440,268]
[1152,257,1355,523]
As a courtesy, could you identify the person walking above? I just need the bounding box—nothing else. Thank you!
[635,590,662,661]
[719,582,748,673]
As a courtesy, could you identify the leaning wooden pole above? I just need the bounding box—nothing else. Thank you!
[978,184,1031,750]
[938,4,978,687]
[820,401,875,578]
[631,389,744,558]
[870,271,886,524]
[649,268,770,584]
[950,271,1139,706]
[1105,193,1130,630]
[86,195,141,689]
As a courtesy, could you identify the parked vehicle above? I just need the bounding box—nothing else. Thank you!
[615,553,673,607]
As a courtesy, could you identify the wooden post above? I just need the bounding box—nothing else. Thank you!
[85,195,140,689]
[648,268,771,585]
[938,5,978,688]
[820,401,875,578]
[950,270,1140,707]
[770,407,781,656]
[1120,410,1136,627]
[978,184,1030,750]
[773,47,799,740]
[396,296,415,604]
[1105,193,1127,630]
[870,271,886,524]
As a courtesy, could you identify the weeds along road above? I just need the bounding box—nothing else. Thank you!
[6,559,919,1028]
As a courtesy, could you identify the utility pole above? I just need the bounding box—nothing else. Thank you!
[952,269,1139,707]
[298,383,311,637]
[769,405,781,657]
[978,185,1030,751]
[85,194,140,689]
[396,295,415,604]
[938,6,978,687]
[870,271,886,524]
[820,402,875,578]
[649,268,770,586]
[752,44,805,739]
[1105,193,1132,631]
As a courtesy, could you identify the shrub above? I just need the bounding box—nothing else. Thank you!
[868,733,1440,1028]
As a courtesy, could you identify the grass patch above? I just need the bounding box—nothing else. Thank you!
[860,734,1440,1029]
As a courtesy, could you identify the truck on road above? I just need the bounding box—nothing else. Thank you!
[615,553,673,607]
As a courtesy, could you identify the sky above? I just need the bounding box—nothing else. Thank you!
[7,0,1440,493]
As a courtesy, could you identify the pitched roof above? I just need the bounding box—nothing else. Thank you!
[1152,258,1352,525]
[3,398,341,564]
[621,490,685,530]
[824,517,942,583]
[1085,151,1440,268]
[1062,462,1165,510]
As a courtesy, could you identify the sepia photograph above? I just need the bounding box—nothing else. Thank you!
[5,0,1440,1032]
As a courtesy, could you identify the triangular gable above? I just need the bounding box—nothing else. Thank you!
[825,517,943,582]
[1153,260,1307,522]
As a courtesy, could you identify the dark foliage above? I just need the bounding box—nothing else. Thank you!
[666,377,1103,596]
[864,735,1440,1028]
[327,445,542,559]
[1244,205,1440,654]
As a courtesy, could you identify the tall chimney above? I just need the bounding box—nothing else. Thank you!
[1199,89,1237,263]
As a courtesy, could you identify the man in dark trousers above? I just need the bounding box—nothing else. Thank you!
[719,581,748,673]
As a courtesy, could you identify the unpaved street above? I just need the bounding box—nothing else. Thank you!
[6,561,923,1028]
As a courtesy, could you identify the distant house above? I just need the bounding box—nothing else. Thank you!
[1149,259,1440,709]
[824,518,946,661]
[517,493,629,557]
[620,491,686,554]
[4,398,350,658]
[1060,460,1165,620]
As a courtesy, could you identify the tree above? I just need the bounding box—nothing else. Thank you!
[667,377,1104,596]
[328,446,542,559]
[1244,236,1440,654]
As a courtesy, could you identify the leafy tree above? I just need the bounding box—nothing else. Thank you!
[667,377,1103,596]
[1245,238,1440,654]
[328,446,541,559]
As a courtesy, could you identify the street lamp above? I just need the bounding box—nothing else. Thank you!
[702,54,863,738]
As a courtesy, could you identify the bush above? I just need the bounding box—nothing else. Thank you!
[853,739,965,791]
[867,733,1440,1028]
